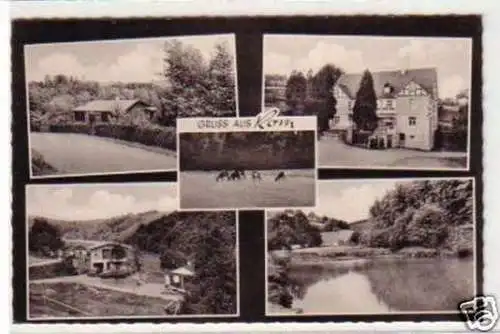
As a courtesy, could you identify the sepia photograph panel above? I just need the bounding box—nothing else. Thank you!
[262,35,472,170]
[177,118,317,210]
[266,177,475,315]
[26,183,239,319]
[25,34,238,178]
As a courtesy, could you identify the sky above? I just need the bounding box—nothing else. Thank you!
[26,183,177,221]
[310,179,401,222]
[263,35,472,99]
[25,34,235,83]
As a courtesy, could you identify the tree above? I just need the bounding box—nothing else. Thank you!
[29,218,64,256]
[352,69,378,132]
[307,64,343,136]
[285,71,307,115]
[207,41,236,115]
[162,39,212,118]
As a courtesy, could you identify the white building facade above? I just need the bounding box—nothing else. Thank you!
[331,68,439,151]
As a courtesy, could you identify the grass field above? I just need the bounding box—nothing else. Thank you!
[30,132,177,176]
[29,282,168,318]
[180,169,316,209]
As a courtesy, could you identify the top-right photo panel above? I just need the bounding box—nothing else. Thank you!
[263,35,472,170]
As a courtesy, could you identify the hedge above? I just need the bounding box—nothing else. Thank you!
[43,123,177,151]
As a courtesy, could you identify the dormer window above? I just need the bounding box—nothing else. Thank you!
[383,83,393,95]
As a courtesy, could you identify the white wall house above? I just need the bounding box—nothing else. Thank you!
[331,68,439,151]
[87,242,136,275]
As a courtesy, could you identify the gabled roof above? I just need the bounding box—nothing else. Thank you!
[87,241,134,251]
[169,266,195,277]
[336,68,438,99]
[73,99,146,113]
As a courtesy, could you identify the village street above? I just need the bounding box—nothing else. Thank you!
[31,132,177,175]
[318,136,467,169]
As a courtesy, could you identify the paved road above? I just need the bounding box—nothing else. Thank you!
[31,132,177,176]
[318,136,467,169]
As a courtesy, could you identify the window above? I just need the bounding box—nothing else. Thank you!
[102,249,111,260]
[399,133,406,141]
[101,112,110,123]
[74,111,85,122]
[333,116,340,124]
[348,101,353,110]
[348,114,353,121]
[386,100,394,109]
[408,116,417,126]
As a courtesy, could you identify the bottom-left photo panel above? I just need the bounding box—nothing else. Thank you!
[25,182,239,320]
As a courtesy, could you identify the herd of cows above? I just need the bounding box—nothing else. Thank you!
[215,169,286,182]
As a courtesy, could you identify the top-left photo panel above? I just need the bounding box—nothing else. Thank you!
[25,34,238,179]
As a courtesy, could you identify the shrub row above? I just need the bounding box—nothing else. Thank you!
[43,123,177,151]
[95,124,176,151]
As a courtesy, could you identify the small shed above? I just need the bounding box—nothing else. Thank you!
[165,265,195,291]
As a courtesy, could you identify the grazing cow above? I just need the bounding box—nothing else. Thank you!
[216,170,229,181]
[230,170,241,180]
[275,171,285,182]
[251,171,262,181]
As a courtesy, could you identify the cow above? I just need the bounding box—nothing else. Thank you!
[216,170,229,181]
[275,171,285,182]
[229,170,241,181]
[251,171,262,181]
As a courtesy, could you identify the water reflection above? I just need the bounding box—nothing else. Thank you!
[287,258,474,314]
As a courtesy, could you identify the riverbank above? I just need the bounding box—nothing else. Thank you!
[290,245,473,264]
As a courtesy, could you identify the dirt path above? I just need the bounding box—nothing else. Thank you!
[31,132,177,176]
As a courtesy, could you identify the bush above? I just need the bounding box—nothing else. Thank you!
[49,123,91,134]
[352,130,371,146]
[349,231,361,245]
[94,124,177,151]
[406,205,449,248]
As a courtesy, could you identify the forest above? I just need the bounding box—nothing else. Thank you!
[359,179,474,253]
[179,131,316,170]
[28,210,238,315]
[28,40,236,151]
[267,210,323,251]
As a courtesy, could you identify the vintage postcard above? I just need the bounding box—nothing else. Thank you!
[177,114,317,210]
[25,34,238,178]
[262,35,472,170]
[266,177,475,315]
[26,183,239,319]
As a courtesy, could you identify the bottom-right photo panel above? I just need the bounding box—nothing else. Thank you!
[266,177,476,316]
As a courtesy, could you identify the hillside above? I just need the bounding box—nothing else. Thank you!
[28,210,166,242]
[28,210,238,315]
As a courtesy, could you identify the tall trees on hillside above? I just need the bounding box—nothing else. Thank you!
[353,69,378,132]
[362,179,473,250]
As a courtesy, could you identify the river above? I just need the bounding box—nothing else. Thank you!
[287,258,474,314]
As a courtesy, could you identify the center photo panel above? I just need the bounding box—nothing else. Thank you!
[177,114,318,210]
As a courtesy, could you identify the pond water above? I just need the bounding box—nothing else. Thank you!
[289,258,474,314]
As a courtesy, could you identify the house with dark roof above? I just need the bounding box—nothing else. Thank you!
[331,68,439,151]
[73,98,157,125]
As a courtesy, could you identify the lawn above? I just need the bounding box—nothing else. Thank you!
[180,169,316,209]
[29,282,169,318]
[30,132,177,176]
[318,136,467,169]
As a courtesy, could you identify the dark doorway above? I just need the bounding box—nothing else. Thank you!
[387,135,393,148]
[399,133,406,147]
